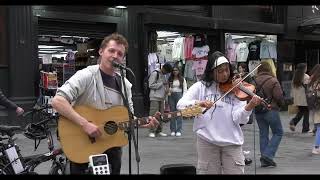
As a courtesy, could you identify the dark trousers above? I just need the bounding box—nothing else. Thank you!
[290,106,310,132]
[70,147,122,174]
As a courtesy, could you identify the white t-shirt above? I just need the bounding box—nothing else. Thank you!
[192,45,210,59]
[172,37,185,60]
[158,44,173,62]
[235,42,249,62]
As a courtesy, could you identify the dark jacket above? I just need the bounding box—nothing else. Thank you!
[254,72,284,110]
[0,89,18,110]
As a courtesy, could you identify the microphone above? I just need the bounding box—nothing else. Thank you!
[112,61,129,70]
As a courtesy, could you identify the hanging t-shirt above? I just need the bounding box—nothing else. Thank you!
[235,42,249,62]
[192,45,210,59]
[148,53,158,75]
[247,40,261,61]
[192,60,208,76]
[184,60,196,81]
[268,41,277,59]
[184,36,194,60]
[172,37,185,61]
[225,35,237,64]
[157,45,165,64]
[158,43,173,62]
[260,40,277,59]
[193,34,206,47]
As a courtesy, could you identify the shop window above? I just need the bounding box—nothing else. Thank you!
[147,30,211,88]
[37,34,102,105]
[224,33,277,77]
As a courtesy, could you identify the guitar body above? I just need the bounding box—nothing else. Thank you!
[58,105,129,163]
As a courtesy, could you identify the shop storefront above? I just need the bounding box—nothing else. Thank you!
[1,6,127,126]
[2,5,288,125]
[135,7,285,116]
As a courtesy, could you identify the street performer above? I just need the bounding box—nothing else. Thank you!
[177,51,262,174]
[52,33,159,174]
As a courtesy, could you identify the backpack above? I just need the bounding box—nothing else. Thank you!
[305,83,320,110]
[143,70,160,113]
[254,77,273,114]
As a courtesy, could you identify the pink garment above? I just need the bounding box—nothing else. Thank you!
[192,60,208,75]
[184,36,194,59]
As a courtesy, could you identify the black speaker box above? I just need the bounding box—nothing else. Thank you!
[160,164,196,175]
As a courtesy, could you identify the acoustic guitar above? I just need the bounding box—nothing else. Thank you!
[58,105,203,163]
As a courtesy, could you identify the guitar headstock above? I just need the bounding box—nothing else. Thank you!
[180,104,203,118]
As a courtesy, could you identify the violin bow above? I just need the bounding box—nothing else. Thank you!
[202,63,262,114]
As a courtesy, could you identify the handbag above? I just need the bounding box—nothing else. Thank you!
[305,83,320,110]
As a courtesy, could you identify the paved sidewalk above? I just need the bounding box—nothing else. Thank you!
[12,111,320,174]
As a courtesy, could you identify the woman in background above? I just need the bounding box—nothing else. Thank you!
[307,64,320,135]
[168,66,187,137]
[307,64,320,154]
[290,63,310,133]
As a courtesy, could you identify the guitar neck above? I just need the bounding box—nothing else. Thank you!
[118,110,183,129]
[117,105,203,130]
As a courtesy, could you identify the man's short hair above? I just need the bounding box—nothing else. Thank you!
[100,33,129,53]
[162,63,173,74]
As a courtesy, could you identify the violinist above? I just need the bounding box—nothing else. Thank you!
[254,61,284,168]
[177,51,262,174]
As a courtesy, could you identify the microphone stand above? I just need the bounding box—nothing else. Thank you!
[118,66,140,175]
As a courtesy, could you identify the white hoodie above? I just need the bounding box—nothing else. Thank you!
[177,81,252,146]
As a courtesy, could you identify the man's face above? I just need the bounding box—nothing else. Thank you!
[98,40,126,70]
[212,63,230,83]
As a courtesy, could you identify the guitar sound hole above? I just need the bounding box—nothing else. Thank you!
[104,121,118,135]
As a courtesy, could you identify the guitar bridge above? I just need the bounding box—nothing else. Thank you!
[88,136,96,143]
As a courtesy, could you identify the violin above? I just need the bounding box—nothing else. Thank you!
[219,79,256,101]
[219,75,271,109]
[202,64,270,114]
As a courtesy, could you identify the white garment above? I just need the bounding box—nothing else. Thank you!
[192,45,210,59]
[225,35,237,64]
[235,42,249,62]
[158,44,173,62]
[177,81,252,146]
[172,37,185,61]
[170,78,188,95]
[260,40,277,59]
[148,53,158,76]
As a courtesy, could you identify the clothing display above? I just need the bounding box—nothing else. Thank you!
[235,42,249,62]
[260,40,277,60]
[225,33,278,77]
[184,36,194,60]
[225,34,237,64]
[148,53,159,76]
[192,45,210,59]
[247,40,261,61]
[172,37,185,61]
[149,32,209,89]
